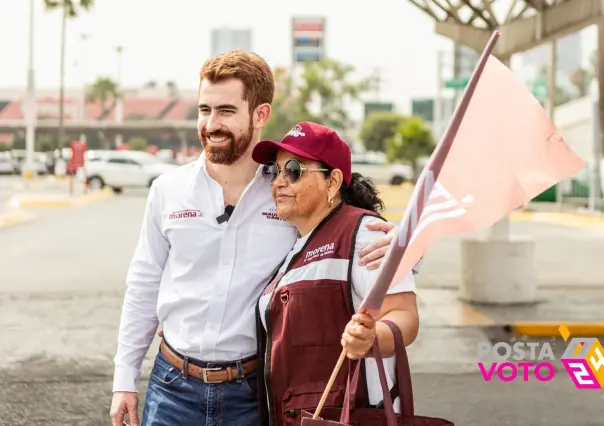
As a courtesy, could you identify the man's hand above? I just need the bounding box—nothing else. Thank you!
[110,392,139,426]
[359,221,397,270]
[341,309,376,360]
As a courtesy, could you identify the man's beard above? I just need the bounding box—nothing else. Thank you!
[200,121,254,165]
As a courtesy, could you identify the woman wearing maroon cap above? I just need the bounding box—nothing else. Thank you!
[252,122,420,426]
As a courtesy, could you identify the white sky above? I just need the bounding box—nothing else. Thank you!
[1,0,454,114]
[0,0,597,115]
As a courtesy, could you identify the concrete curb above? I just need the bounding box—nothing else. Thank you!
[0,210,36,229]
[8,188,114,208]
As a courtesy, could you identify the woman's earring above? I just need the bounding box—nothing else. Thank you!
[328,196,333,207]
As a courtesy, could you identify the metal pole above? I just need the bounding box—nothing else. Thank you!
[591,20,604,212]
[487,56,512,240]
[79,33,89,143]
[23,0,36,180]
[434,51,443,140]
[115,46,124,147]
[57,5,67,152]
[548,40,560,209]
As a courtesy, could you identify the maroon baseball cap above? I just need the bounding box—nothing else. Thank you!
[252,121,352,185]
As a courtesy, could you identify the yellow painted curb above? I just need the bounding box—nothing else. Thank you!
[383,213,404,222]
[511,211,604,229]
[71,188,115,206]
[377,183,414,191]
[512,322,604,337]
[8,188,114,208]
[0,210,36,229]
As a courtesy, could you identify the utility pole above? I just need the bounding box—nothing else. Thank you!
[23,0,37,180]
[115,46,124,147]
[79,33,90,143]
[434,51,444,140]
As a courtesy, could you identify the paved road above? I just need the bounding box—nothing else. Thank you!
[1,189,603,425]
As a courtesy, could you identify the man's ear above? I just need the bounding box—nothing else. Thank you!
[254,103,272,129]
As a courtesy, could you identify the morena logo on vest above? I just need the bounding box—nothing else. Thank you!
[304,242,335,262]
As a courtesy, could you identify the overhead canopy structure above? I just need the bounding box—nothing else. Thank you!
[409,0,602,59]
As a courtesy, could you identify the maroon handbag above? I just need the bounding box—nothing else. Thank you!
[301,320,454,426]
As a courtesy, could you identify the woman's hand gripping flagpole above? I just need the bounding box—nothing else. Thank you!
[312,29,502,420]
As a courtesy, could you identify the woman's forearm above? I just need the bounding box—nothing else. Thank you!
[370,310,419,358]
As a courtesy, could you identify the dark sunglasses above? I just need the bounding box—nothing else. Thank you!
[262,159,329,184]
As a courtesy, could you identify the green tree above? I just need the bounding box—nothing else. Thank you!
[537,65,573,106]
[36,134,54,152]
[296,59,374,130]
[571,68,592,97]
[43,0,94,149]
[386,116,435,176]
[86,77,121,112]
[0,143,12,152]
[128,136,148,151]
[262,61,373,140]
[360,111,406,152]
[86,77,119,148]
[262,67,307,141]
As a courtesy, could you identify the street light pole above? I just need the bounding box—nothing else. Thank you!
[434,51,444,140]
[79,33,89,143]
[115,46,124,147]
[23,0,37,180]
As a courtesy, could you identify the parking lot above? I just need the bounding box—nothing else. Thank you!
[1,176,604,425]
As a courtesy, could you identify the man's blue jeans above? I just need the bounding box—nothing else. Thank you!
[142,351,260,426]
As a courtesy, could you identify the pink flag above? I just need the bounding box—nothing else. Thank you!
[360,31,586,316]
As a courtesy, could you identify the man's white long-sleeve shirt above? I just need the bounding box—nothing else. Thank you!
[113,154,297,392]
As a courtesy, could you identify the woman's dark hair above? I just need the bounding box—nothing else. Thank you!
[320,164,384,213]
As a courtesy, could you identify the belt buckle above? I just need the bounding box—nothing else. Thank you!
[202,367,223,383]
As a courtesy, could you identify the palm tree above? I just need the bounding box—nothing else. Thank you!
[86,76,120,148]
[43,0,94,150]
[86,77,121,113]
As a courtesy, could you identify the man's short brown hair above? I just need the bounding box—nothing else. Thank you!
[199,50,274,112]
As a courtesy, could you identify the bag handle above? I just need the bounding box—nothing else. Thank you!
[337,320,415,424]
[339,359,361,424]
[381,319,415,418]
[338,340,397,426]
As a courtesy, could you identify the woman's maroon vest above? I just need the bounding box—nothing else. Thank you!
[256,203,382,426]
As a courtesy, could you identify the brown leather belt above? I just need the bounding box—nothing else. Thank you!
[160,340,257,383]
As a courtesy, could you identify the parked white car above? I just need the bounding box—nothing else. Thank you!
[85,151,178,192]
[0,152,15,174]
[351,153,414,185]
